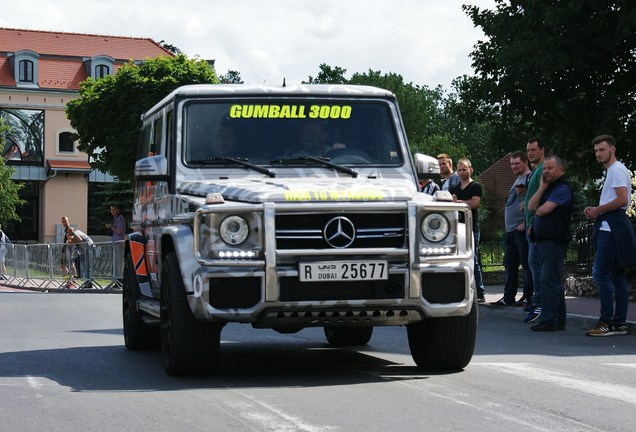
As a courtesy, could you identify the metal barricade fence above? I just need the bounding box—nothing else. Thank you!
[2,240,126,290]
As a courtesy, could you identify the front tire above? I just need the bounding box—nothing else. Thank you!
[324,326,374,346]
[160,252,221,376]
[123,253,159,350]
[407,298,477,371]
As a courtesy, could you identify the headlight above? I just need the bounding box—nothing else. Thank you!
[421,213,450,242]
[219,215,249,245]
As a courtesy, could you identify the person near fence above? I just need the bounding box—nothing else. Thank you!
[523,137,546,322]
[0,224,11,278]
[583,135,636,337]
[105,205,126,242]
[61,216,93,287]
[450,157,486,303]
[437,153,460,191]
[527,155,574,331]
[491,151,534,307]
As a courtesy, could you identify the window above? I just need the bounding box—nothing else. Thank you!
[95,64,110,79]
[58,132,75,153]
[86,55,115,80]
[19,60,34,82]
[1,108,44,163]
[12,50,39,87]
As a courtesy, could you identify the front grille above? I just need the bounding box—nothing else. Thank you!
[275,212,406,250]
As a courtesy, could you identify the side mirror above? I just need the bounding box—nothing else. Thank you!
[413,153,440,180]
[134,155,169,180]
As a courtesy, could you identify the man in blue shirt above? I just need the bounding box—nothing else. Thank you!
[526,155,574,331]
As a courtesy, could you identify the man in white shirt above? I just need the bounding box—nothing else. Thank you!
[583,135,636,336]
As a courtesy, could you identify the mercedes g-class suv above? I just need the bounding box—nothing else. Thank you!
[123,84,477,375]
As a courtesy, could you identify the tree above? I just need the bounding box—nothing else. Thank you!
[463,0,636,181]
[219,70,244,84]
[304,64,348,84]
[66,54,218,182]
[0,119,26,224]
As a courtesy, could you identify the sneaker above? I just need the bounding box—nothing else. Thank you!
[613,323,628,336]
[531,322,557,332]
[523,303,534,313]
[477,294,486,303]
[513,298,528,307]
[586,321,614,337]
[524,306,541,323]
[489,298,511,306]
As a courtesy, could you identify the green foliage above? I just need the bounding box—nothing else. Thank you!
[0,119,26,224]
[304,64,348,84]
[66,54,218,182]
[463,0,636,181]
[219,70,244,84]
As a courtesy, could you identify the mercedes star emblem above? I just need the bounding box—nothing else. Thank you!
[324,216,356,248]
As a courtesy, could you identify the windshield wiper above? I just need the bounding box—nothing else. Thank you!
[190,157,276,178]
[269,156,358,178]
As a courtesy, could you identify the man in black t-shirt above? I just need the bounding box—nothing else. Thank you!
[450,158,485,302]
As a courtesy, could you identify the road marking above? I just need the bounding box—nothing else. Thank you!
[225,391,339,432]
[602,363,636,369]
[480,362,636,406]
[26,376,43,389]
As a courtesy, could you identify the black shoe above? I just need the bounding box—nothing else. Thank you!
[531,322,557,332]
[514,298,529,307]
[477,294,486,303]
[489,298,511,306]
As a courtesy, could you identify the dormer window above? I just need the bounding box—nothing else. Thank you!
[95,64,110,79]
[19,59,34,82]
[11,50,39,88]
[85,55,115,80]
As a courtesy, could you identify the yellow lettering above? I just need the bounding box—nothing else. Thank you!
[279,105,291,118]
[253,105,269,118]
[229,105,241,118]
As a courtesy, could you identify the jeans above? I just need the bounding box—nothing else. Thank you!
[536,240,568,326]
[593,230,629,325]
[474,230,485,297]
[503,230,533,302]
[527,232,542,306]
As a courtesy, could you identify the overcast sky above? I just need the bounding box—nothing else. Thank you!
[2,0,496,89]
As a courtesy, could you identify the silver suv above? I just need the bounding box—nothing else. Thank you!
[123,84,477,375]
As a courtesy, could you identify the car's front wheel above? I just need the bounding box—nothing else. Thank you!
[160,252,222,376]
[407,298,477,371]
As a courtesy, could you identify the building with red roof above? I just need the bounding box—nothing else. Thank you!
[0,27,173,243]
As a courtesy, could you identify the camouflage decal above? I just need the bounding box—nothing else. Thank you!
[176,177,416,203]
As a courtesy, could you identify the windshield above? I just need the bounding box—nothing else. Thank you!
[183,100,404,166]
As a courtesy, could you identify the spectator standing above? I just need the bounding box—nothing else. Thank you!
[420,178,441,195]
[437,153,460,191]
[527,155,574,331]
[0,224,11,278]
[61,216,93,283]
[584,135,636,336]
[523,137,546,322]
[450,158,486,302]
[491,151,533,306]
[105,205,126,242]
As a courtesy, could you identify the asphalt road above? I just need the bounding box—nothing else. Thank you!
[1,293,635,432]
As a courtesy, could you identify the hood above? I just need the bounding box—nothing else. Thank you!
[177,177,417,203]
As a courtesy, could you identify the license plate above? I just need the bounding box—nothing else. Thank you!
[299,260,388,282]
